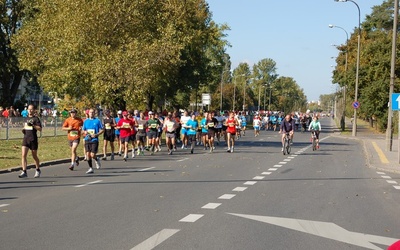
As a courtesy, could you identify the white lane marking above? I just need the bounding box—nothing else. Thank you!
[177,158,189,162]
[394,186,400,190]
[131,229,180,250]
[179,214,204,222]
[288,156,295,159]
[273,165,282,168]
[244,181,257,185]
[376,172,386,175]
[227,213,398,250]
[386,180,397,184]
[137,167,155,172]
[0,204,10,208]
[232,187,247,192]
[261,172,272,175]
[291,154,298,157]
[381,176,391,179]
[202,203,221,209]
[218,194,236,199]
[253,176,265,180]
[279,162,287,164]
[268,168,277,171]
[75,180,103,188]
[283,159,291,162]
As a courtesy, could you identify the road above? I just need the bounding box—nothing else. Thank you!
[0,118,399,250]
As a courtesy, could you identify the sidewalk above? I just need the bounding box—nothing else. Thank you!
[333,117,400,174]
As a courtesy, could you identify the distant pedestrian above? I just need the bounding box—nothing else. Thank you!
[18,104,42,178]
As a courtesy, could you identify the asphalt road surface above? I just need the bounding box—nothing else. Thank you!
[1,118,399,250]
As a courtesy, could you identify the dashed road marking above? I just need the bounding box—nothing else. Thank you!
[244,181,257,185]
[177,158,189,162]
[218,194,236,199]
[0,204,10,208]
[202,203,221,209]
[381,176,391,179]
[232,187,247,192]
[262,172,272,175]
[283,159,291,162]
[253,176,265,180]
[279,162,287,164]
[179,214,204,222]
[376,172,386,175]
[394,186,400,190]
[75,180,103,188]
[137,167,156,172]
[387,180,397,184]
[273,165,282,168]
[268,168,277,171]
[131,229,180,250]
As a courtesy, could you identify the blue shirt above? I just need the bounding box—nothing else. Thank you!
[186,119,198,135]
[200,118,208,133]
[83,118,103,142]
[115,117,121,135]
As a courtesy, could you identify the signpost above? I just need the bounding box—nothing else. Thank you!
[391,93,400,163]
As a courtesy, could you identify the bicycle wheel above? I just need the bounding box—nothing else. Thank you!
[286,139,291,154]
[312,137,316,151]
[283,138,287,155]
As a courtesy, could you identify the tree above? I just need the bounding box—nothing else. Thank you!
[0,0,26,107]
[12,0,228,111]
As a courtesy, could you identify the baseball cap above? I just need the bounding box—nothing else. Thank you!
[148,111,154,115]
[117,110,122,115]
[122,111,128,115]
[69,108,77,113]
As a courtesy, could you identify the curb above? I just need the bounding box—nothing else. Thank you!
[0,158,73,174]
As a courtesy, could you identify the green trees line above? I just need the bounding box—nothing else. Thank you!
[332,0,400,131]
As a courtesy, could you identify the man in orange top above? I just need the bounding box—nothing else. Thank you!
[62,108,84,170]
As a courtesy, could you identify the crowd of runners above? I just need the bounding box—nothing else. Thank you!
[17,104,319,178]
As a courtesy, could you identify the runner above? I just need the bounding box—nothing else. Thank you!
[253,114,261,137]
[101,109,116,160]
[147,111,161,155]
[163,112,178,155]
[215,111,224,145]
[240,112,247,136]
[62,108,83,170]
[82,108,104,174]
[184,112,198,154]
[225,111,239,153]
[128,110,137,158]
[206,112,218,153]
[180,110,190,149]
[200,112,209,150]
[115,110,122,156]
[154,112,164,152]
[135,112,148,156]
[18,104,42,178]
[116,111,134,161]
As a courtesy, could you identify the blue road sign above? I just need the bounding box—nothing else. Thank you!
[352,101,360,109]
[392,93,400,111]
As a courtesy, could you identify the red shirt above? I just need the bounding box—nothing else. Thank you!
[226,118,237,134]
[129,118,137,135]
[117,118,134,138]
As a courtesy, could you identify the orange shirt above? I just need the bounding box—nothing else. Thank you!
[63,117,83,141]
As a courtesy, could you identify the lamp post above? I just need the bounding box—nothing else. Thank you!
[335,0,360,137]
[329,24,349,131]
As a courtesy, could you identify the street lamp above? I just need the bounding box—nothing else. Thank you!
[335,0,361,137]
[329,24,349,131]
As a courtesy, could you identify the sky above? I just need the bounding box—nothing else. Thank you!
[206,0,385,102]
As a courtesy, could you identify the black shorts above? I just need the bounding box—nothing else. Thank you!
[130,134,136,142]
[68,139,80,147]
[22,138,38,150]
[147,131,157,139]
[121,136,130,144]
[222,125,227,131]
[85,142,99,154]
[103,132,115,142]
[208,130,215,139]
[188,134,196,142]
[136,134,146,143]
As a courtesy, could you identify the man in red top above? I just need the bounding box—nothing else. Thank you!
[128,110,137,158]
[225,111,239,153]
[116,111,134,161]
[62,109,83,170]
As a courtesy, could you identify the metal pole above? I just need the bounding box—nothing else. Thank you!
[233,77,236,111]
[220,70,223,112]
[351,0,361,137]
[386,0,399,152]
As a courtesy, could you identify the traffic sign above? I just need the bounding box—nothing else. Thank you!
[202,93,211,105]
[352,101,360,109]
[391,93,400,111]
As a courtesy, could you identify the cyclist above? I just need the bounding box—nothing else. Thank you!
[308,115,321,149]
[279,114,295,152]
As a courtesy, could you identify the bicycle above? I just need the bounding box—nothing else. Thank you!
[310,129,317,151]
[283,132,291,155]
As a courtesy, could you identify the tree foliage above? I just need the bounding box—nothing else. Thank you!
[12,0,228,111]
